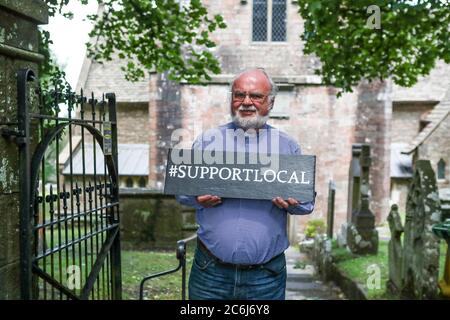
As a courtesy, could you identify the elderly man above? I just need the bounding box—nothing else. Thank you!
[176,68,315,300]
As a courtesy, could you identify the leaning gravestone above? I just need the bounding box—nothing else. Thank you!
[387,160,441,299]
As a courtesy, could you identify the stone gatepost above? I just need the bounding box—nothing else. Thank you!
[0,0,48,299]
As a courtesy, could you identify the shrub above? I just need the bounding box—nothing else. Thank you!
[305,219,326,239]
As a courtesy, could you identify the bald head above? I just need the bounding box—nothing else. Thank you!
[231,68,277,97]
[230,68,277,130]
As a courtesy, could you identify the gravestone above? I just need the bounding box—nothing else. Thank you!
[439,188,450,222]
[0,0,48,299]
[347,145,362,223]
[387,160,442,299]
[387,204,404,294]
[432,219,450,298]
[346,144,378,254]
[337,145,363,247]
[326,180,336,239]
[402,160,441,299]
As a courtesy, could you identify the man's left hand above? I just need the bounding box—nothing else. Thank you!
[272,197,300,209]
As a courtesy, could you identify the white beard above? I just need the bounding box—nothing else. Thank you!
[232,105,269,130]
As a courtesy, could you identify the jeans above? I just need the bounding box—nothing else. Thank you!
[188,245,286,300]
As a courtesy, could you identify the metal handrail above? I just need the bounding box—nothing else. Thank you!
[139,233,198,300]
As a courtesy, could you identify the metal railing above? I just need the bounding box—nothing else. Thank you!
[139,233,197,300]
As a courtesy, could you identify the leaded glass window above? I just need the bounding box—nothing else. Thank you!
[272,0,286,41]
[253,0,268,41]
[252,0,287,42]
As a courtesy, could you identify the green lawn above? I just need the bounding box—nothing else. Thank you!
[121,245,196,300]
[331,240,448,299]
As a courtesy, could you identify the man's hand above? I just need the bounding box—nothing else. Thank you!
[272,197,299,209]
[196,195,222,208]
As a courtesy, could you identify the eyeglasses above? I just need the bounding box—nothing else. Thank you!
[232,91,269,103]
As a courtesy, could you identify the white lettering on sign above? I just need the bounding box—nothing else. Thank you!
[167,165,311,185]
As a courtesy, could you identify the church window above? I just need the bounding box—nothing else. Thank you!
[252,0,287,42]
[139,177,147,188]
[126,177,134,188]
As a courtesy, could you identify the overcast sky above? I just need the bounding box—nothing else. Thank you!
[41,1,98,88]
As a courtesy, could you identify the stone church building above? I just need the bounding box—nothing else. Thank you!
[76,0,450,241]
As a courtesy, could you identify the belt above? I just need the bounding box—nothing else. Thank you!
[197,239,280,270]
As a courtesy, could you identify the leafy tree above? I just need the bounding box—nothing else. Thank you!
[42,0,226,85]
[296,0,450,95]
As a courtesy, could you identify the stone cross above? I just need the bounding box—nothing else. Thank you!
[346,144,378,255]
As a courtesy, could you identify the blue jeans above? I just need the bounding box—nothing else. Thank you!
[188,245,286,300]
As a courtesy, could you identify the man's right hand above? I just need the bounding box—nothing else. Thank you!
[196,195,222,208]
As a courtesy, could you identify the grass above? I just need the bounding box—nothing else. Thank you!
[35,243,196,300]
[121,245,196,300]
[331,240,448,300]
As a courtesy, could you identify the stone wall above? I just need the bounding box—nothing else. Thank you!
[207,0,316,76]
[0,0,48,299]
[392,103,434,144]
[116,102,149,144]
[390,179,410,215]
[417,115,450,190]
[354,80,392,225]
[119,190,196,250]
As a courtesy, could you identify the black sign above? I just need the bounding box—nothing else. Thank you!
[164,149,316,202]
[103,121,112,156]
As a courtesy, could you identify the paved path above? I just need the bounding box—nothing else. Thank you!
[285,246,345,300]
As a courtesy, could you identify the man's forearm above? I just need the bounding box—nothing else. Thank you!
[175,195,203,210]
[286,201,315,215]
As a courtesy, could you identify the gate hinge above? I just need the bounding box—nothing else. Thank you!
[1,127,26,145]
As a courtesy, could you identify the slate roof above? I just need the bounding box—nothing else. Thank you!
[62,143,149,176]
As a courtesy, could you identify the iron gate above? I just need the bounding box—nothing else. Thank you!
[11,69,122,300]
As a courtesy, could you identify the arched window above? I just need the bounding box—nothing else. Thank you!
[252,0,286,42]
[126,177,134,188]
[139,177,146,188]
[437,159,446,180]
